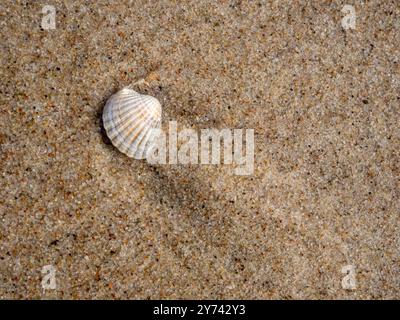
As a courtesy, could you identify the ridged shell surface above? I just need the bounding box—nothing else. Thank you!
[103,88,162,159]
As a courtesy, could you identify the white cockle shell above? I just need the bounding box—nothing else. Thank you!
[102,87,162,159]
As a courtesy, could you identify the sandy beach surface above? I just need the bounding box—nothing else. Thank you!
[0,0,399,299]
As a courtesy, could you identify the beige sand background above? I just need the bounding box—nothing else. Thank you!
[0,0,399,299]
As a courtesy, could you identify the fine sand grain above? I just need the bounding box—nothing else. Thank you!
[0,0,399,299]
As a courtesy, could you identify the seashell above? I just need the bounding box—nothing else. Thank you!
[102,87,162,159]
